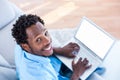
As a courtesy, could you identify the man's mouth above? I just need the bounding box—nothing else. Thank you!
[43,44,52,51]
[43,46,52,51]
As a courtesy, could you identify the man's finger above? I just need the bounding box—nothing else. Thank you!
[72,59,75,66]
[86,64,92,69]
[77,57,82,64]
[83,58,88,65]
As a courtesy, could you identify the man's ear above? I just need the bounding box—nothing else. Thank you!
[21,43,31,52]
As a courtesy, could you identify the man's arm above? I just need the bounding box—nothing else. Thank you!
[53,42,91,80]
[53,42,80,58]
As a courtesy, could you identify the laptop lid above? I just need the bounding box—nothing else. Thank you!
[75,17,115,60]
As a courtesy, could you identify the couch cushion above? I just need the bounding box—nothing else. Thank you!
[49,28,76,47]
[0,54,11,68]
[101,41,120,80]
[0,0,23,67]
[0,66,16,80]
[0,20,16,66]
[0,0,16,29]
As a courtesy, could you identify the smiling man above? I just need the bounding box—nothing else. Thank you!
[11,14,91,80]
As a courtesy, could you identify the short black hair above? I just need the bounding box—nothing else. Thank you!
[11,14,44,44]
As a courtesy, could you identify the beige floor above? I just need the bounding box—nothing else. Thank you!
[10,0,120,39]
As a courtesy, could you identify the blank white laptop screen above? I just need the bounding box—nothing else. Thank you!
[75,18,114,59]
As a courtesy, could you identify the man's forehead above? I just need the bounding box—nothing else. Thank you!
[36,22,44,28]
[26,22,47,39]
[28,22,45,31]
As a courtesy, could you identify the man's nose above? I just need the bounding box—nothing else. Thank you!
[43,36,50,45]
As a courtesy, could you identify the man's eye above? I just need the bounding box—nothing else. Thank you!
[36,38,41,43]
[45,31,48,36]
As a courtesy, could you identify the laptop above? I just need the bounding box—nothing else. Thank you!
[57,17,116,80]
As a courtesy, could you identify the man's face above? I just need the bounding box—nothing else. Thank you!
[24,22,53,56]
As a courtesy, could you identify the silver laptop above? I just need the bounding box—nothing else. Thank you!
[59,17,116,80]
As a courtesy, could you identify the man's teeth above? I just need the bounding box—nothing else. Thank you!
[44,46,51,50]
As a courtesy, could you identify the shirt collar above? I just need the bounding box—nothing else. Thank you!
[23,50,50,64]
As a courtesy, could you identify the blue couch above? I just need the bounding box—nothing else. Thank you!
[0,0,23,80]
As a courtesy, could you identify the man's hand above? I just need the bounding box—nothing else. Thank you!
[71,58,91,80]
[53,42,80,58]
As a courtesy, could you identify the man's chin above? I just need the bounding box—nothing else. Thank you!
[43,50,53,56]
[48,52,53,56]
[48,50,54,56]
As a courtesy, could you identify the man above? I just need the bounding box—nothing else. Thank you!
[12,14,91,80]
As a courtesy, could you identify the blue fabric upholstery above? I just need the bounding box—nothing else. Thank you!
[0,0,16,29]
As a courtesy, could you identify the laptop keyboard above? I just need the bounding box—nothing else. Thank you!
[69,38,102,80]
[75,45,102,80]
